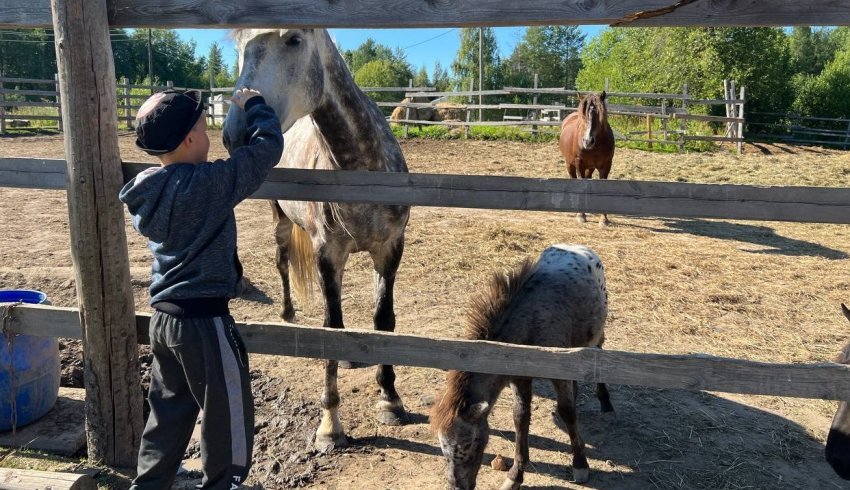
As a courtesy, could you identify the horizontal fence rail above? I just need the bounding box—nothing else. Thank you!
[2,158,850,224]
[4,0,850,28]
[4,303,850,401]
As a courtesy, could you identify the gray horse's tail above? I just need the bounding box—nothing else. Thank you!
[289,224,316,306]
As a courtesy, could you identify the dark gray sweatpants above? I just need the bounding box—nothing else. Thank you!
[131,311,254,490]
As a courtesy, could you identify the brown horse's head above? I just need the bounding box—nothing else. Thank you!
[576,91,608,150]
[826,303,850,479]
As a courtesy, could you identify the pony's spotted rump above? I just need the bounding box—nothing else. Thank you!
[430,245,611,489]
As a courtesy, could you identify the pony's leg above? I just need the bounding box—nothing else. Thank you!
[370,235,407,426]
[597,162,612,226]
[573,160,587,223]
[270,201,296,321]
[552,379,589,483]
[315,243,350,450]
[500,379,532,490]
[596,383,614,413]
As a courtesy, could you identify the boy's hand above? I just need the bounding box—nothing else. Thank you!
[231,88,263,110]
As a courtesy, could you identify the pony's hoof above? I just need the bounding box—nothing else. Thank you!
[314,431,348,452]
[599,219,610,227]
[281,306,296,322]
[572,467,589,484]
[576,214,587,223]
[338,360,374,369]
[498,479,521,490]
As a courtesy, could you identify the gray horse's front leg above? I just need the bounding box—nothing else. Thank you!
[314,246,350,450]
[371,236,406,426]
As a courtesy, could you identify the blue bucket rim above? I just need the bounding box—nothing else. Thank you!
[0,289,48,305]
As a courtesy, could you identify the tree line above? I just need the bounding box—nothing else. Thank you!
[1,26,849,117]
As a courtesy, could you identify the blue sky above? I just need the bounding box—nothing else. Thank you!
[176,26,606,75]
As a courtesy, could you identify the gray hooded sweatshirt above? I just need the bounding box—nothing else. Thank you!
[119,99,283,306]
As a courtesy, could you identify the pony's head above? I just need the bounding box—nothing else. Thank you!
[430,380,492,490]
[576,91,608,150]
[223,28,328,152]
[826,303,850,479]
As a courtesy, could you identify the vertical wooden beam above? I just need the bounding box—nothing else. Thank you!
[0,76,6,135]
[531,73,538,136]
[50,0,143,467]
[121,77,132,130]
[737,85,745,155]
[465,78,472,138]
[646,114,653,149]
[403,78,411,138]
[54,73,62,133]
[679,84,688,152]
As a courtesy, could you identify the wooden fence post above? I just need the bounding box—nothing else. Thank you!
[54,73,62,132]
[404,78,411,138]
[121,77,132,129]
[737,85,746,154]
[531,73,538,136]
[465,78,473,138]
[679,84,689,152]
[0,76,5,135]
[730,80,737,141]
[646,114,653,149]
[166,80,173,90]
[661,99,668,140]
[50,0,144,466]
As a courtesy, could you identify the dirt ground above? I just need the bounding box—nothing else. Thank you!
[1,131,850,489]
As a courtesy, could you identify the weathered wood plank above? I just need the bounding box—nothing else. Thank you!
[2,158,850,224]
[0,468,96,490]
[6,0,849,28]
[5,303,850,401]
[51,0,142,466]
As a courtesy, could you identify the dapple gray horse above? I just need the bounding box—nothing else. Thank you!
[223,28,410,450]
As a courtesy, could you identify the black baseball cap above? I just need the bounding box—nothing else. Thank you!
[135,89,205,155]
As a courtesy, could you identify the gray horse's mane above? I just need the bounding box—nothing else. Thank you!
[430,258,535,433]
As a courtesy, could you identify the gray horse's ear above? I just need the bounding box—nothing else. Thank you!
[600,90,607,102]
[842,303,850,323]
[461,402,490,421]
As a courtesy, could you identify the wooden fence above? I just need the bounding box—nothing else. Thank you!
[747,112,850,149]
[2,0,850,469]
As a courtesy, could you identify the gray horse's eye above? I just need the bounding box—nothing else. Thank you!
[285,35,302,47]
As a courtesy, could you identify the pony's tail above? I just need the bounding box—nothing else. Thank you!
[289,225,317,306]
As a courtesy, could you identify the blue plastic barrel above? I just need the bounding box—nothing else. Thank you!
[0,290,61,432]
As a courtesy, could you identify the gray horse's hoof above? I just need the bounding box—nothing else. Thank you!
[599,219,610,227]
[314,431,348,452]
[576,214,587,223]
[498,479,521,490]
[573,467,589,484]
[377,400,406,426]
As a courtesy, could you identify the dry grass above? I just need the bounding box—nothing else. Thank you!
[1,133,849,488]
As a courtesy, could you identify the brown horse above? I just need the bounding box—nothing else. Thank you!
[430,245,613,489]
[826,303,850,479]
[559,91,615,226]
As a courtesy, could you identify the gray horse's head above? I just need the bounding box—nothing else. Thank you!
[826,303,850,480]
[223,28,327,152]
[433,401,491,490]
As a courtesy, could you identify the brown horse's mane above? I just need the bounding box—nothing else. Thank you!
[429,258,535,433]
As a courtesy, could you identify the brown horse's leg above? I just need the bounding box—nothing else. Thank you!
[315,242,351,450]
[500,379,532,490]
[270,201,296,321]
[598,161,612,226]
[552,379,589,483]
[574,159,587,223]
[370,235,407,426]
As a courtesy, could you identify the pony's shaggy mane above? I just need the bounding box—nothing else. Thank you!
[429,258,535,434]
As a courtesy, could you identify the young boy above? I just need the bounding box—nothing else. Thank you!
[120,88,283,489]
